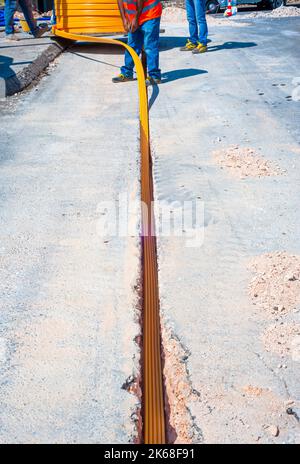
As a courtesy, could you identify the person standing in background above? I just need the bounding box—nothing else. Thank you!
[180,0,208,54]
[4,0,49,41]
[112,0,162,86]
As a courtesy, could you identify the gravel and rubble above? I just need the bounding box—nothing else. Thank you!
[249,252,300,317]
[213,145,284,179]
[162,5,300,24]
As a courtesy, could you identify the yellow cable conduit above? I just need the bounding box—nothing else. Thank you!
[53,0,166,445]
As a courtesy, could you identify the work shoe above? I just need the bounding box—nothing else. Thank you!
[5,34,20,42]
[192,42,208,54]
[112,74,134,83]
[34,24,50,39]
[180,40,197,51]
[145,76,162,87]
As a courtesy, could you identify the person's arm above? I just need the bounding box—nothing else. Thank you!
[117,0,130,32]
[130,0,145,32]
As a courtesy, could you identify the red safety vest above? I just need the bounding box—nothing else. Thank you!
[123,0,162,26]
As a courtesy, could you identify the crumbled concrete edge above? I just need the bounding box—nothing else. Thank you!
[120,172,143,443]
[160,317,204,444]
[5,37,71,96]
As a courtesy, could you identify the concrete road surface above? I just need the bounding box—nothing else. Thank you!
[151,17,300,444]
[0,44,141,444]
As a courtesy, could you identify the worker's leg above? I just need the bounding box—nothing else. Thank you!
[185,0,198,45]
[4,0,17,35]
[121,28,143,78]
[18,0,38,35]
[194,0,208,45]
[141,17,161,80]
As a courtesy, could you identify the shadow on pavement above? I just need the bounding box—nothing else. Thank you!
[0,54,14,79]
[208,41,257,52]
[161,68,207,83]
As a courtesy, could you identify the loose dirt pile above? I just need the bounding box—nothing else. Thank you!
[263,322,300,357]
[161,324,202,444]
[213,145,283,179]
[249,252,300,317]
[245,5,300,18]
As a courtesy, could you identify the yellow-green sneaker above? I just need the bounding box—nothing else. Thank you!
[146,76,162,87]
[180,40,197,51]
[112,74,134,83]
[192,43,208,54]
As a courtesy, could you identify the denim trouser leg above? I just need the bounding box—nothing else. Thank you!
[4,0,16,35]
[142,18,161,80]
[194,0,208,45]
[121,29,143,77]
[19,0,39,36]
[185,0,198,45]
[121,18,161,80]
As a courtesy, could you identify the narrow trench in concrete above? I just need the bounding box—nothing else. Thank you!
[123,78,203,444]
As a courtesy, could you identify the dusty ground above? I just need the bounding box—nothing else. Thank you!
[249,252,300,317]
[0,7,300,445]
[152,16,300,443]
[0,45,141,444]
[212,145,284,179]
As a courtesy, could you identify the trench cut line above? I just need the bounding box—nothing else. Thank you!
[53,0,166,444]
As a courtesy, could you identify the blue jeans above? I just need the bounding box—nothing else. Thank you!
[121,17,161,80]
[4,0,38,36]
[186,0,208,46]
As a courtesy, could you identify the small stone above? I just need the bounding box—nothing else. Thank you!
[267,425,279,437]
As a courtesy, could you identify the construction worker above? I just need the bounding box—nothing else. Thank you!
[112,0,162,86]
[180,0,208,54]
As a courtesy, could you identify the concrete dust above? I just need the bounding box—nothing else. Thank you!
[162,5,300,26]
[249,252,300,317]
[162,7,188,23]
[242,385,264,396]
[263,322,300,357]
[161,323,203,444]
[213,145,283,179]
[162,6,249,27]
[190,381,292,443]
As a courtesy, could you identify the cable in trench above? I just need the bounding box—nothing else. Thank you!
[53,29,166,444]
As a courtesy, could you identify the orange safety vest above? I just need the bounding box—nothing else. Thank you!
[123,0,162,26]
